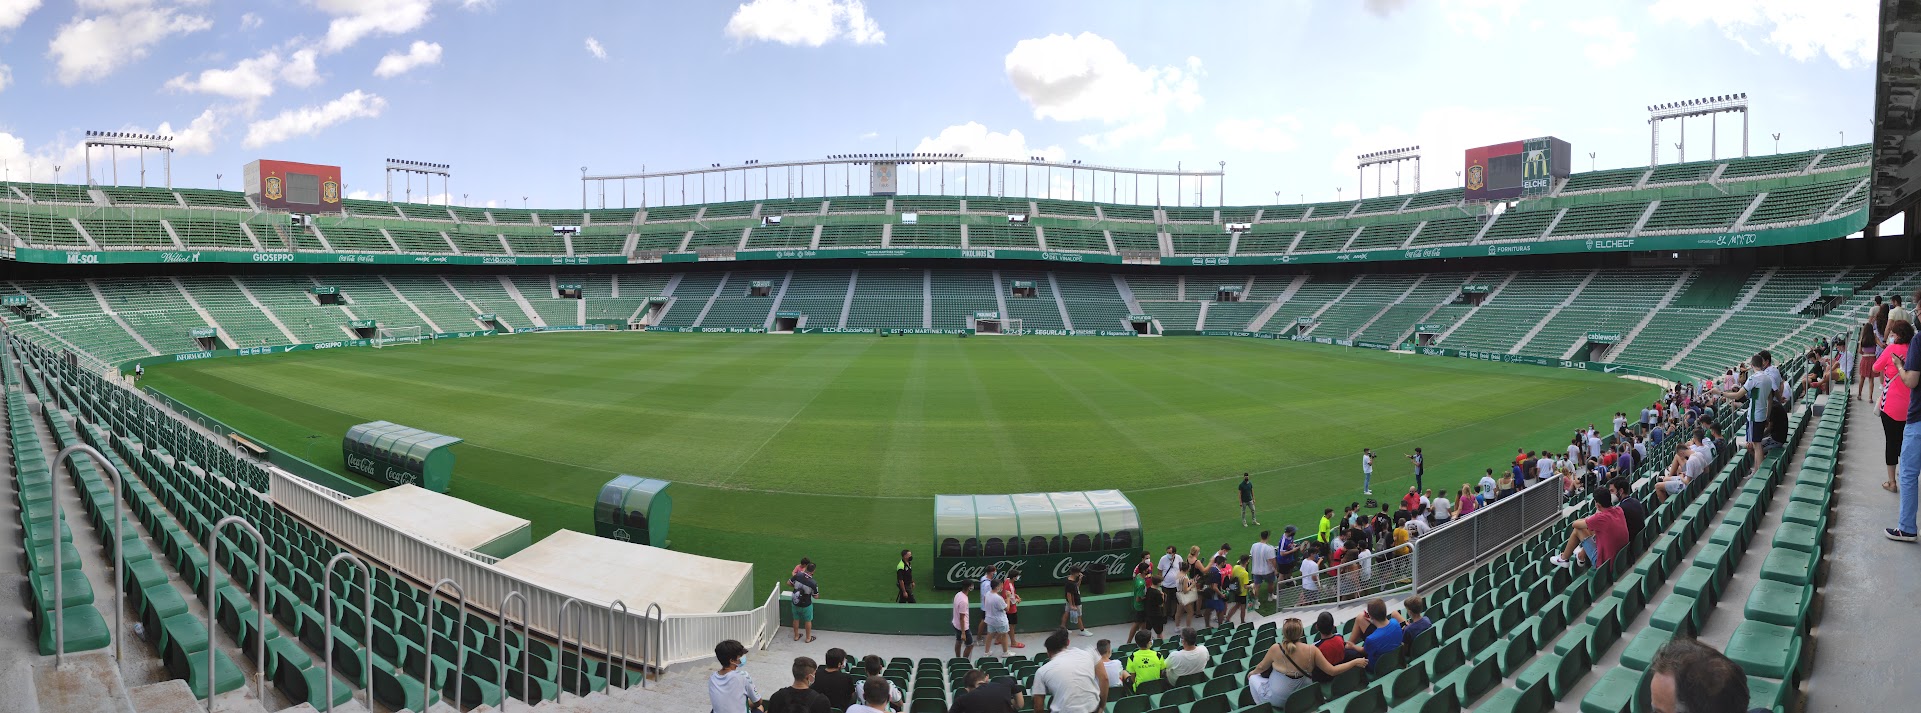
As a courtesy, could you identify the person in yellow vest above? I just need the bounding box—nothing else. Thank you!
[1121,630,1167,694]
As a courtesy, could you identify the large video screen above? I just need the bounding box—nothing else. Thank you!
[1465,137,1570,202]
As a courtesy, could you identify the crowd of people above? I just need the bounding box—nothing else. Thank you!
[1844,290,1921,542]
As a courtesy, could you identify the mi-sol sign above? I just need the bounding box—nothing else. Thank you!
[933,548,1143,589]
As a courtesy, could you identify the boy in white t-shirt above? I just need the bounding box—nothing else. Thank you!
[1361,449,1375,495]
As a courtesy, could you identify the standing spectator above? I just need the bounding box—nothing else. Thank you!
[1456,484,1478,516]
[982,581,1012,656]
[1061,567,1089,637]
[1550,489,1629,569]
[847,676,893,713]
[1586,429,1605,461]
[1889,325,1921,542]
[1361,448,1375,495]
[1892,294,1913,327]
[1875,320,1913,495]
[977,565,998,638]
[1275,526,1300,600]
[1156,546,1182,623]
[709,640,763,713]
[789,562,818,643]
[1429,488,1452,524]
[1121,631,1167,693]
[1720,354,1775,479]
[1030,629,1106,713]
[1478,469,1498,505]
[952,588,976,659]
[1227,554,1251,624]
[1238,473,1259,527]
[895,550,915,604]
[1298,547,1322,603]
[768,657,832,713]
[1317,508,1335,546]
[1200,557,1227,628]
[1001,570,1027,649]
[1162,628,1211,686]
[1613,411,1628,435]
[1249,530,1277,606]
[814,649,857,711]
[1139,575,1167,640]
[1404,447,1425,492]
[1127,565,1149,642]
[1858,308,1886,402]
[1400,487,1421,516]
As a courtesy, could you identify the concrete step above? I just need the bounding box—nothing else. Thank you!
[127,680,201,713]
[33,650,132,713]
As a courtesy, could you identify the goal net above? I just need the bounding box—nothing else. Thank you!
[373,325,425,348]
[1005,319,1024,336]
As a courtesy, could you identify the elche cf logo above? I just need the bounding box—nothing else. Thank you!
[264,176,283,200]
[1465,165,1485,190]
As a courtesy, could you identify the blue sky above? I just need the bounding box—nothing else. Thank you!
[0,0,1879,208]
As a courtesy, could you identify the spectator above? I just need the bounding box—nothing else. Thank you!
[1126,565,1149,642]
[1031,629,1106,713]
[1174,563,1198,630]
[1430,488,1452,524]
[789,563,818,643]
[1200,557,1228,628]
[853,656,903,711]
[1121,631,1166,693]
[949,673,1024,713]
[848,676,893,713]
[1400,486,1421,515]
[1362,447,1375,495]
[1401,596,1432,639]
[1891,322,1921,543]
[1275,525,1300,592]
[709,640,762,713]
[952,588,975,659]
[1858,307,1886,402]
[1249,617,1368,707]
[1139,568,1167,640]
[1227,555,1251,624]
[1061,567,1089,637]
[1163,627,1210,685]
[1457,484,1478,516]
[1550,489,1629,569]
[1249,530,1277,605]
[982,581,1012,656]
[1479,469,1498,504]
[1649,638,1762,713]
[1874,320,1913,495]
[1317,508,1335,547]
[768,656,831,713]
[1094,639,1121,691]
[1238,472,1259,527]
[1655,436,1707,505]
[1310,612,1358,682]
[1001,570,1027,649]
[1298,547,1322,603]
[1157,546,1182,622]
[814,649,857,710]
[1611,476,1646,540]
[1347,598,1404,672]
[977,565,998,637]
[896,550,915,604]
[1720,354,1776,475]
[1405,447,1425,492]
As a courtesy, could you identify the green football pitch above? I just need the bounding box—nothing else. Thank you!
[143,332,1658,602]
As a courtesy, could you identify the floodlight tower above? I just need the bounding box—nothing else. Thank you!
[1357,146,1420,198]
[1648,94,1749,166]
[386,159,451,204]
[83,131,175,188]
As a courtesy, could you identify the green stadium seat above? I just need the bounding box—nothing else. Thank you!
[1578,666,1646,713]
[1724,620,1801,681]
[1743,580,1815,632]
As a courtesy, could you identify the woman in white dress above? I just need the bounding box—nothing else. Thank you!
[1248,618,1369,707]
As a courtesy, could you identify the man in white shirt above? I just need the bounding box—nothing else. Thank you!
[1538,455,1557,482]
[1566,440,1584,467]
[1430,492,1452,523]
[1613,412,1628,436]
[1299,550,1322,602]
[1586,431,1604,460]
[1248,531,1277,604]
[1157,546,1181,621]
[982,587,1011,657]
[1478,470,1498,504]
[1031,630,1105,713]
[1362,448,1375,495]
[1162,628,1210,684]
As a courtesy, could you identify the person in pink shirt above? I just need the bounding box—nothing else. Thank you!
[1455,485,1477,516]
[1876,320,1914,493]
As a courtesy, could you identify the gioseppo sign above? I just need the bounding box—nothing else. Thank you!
[934,549,1143,588]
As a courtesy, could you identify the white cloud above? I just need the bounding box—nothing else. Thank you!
[584,36,606,60]
[238,11,262,30]
[858,131,879,140]
[312,0,433,53]
[373,39,441,77]
[0,132,91,183]
[1328,106,1547,195]
[1215,116,1304,153]
[1569,16,1637,68]
[0,0,42,31]
[1155,134,1195,151]
[283,48,320,87]
[166,51,284,101]
[1003,32,1203,150]
[48,2,214,84]
[724,0,884,47]
[912,122,1064,162]
[0,64,10,94]
[347,189,376,200]
[1650,0,1874,69]
[1362,0,1409,17]
[243,89,386,148]
[1442,0,1527,40]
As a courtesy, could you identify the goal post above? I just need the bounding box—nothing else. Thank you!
[373,325,425,348]
[1005,319,1023,336]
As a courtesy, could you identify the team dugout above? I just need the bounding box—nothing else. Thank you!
[933,490,1142,588]
[342,420,461,492]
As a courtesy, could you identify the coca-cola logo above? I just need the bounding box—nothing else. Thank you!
[942,551,1137,584]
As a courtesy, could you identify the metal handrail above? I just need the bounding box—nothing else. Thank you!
[556,598,582,702]
[499,591,530,707]
[207,515,268,711]
[49,444,124,671]
[426,578,469,711]
[605,600,628,691]
[323,552,374,710]
[641,602,662,689]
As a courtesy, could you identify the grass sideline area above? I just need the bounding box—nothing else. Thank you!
[142,332,1659,602]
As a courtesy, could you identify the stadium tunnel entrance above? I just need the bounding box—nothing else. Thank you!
[558,283,583,299]
[348,319,378,339]
[311,285,343,305]
[773,311,803,332]
[476,313,510,331]
[633,297,668,328]
[1128,314,1160,336]
[1583,332,1621,361]
[971,311,1003,334]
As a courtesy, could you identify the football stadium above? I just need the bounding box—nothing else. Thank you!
[0,2,1912,712]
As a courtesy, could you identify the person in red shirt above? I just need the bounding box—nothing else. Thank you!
[1549,489,1629,569]
[1400,487,1421,515]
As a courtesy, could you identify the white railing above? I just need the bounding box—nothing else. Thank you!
[1267,541,1416,610]
[270,467,777,667]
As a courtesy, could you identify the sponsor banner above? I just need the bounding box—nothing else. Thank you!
[1461,284,1492,294]
[130,330,494,370]
[15,248,629,266]
[1819,283,1854,296]
[1155,216,1863,266]
[513,325,605,333]
[348,319,377,329]
[189,327,218,338]
[973,311,1000,320]
[883,328,972,335]
[312,286,339,295]
[1028,329,1137,337]
[1414,322,1446,333]
[557,283,584,291]
[733,247,1123,264]
[776,311,804,318]
[1127,314,1154,322]
[476,314,497,321]
[1,295,28,306]
[1586,331,1623,344]
[934,549,1143,589]
[1216,284,1244,292]
[1296,317,1316,325]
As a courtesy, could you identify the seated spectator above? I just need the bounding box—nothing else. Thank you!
[1249,617,1368,708]
[709,640,763,713]
[849,676,893,713]
[1347,598,1404,672]
[1649,637,1762,713]
[768,656,832,713]
[948,672,1024,713]
[1310,611,1359,683]
[852,656,903,711]
[1400,595,1432,640]
[1163,627,1210,685]
[1611,476,1646,540]
[1550,489,1629,569]
[1095,639,1121,694]
[813,649,857,711]
[1121,631,1167,693]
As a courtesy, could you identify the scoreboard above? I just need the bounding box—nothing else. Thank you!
[245,159,342,214]
[1464,136,1570,202]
